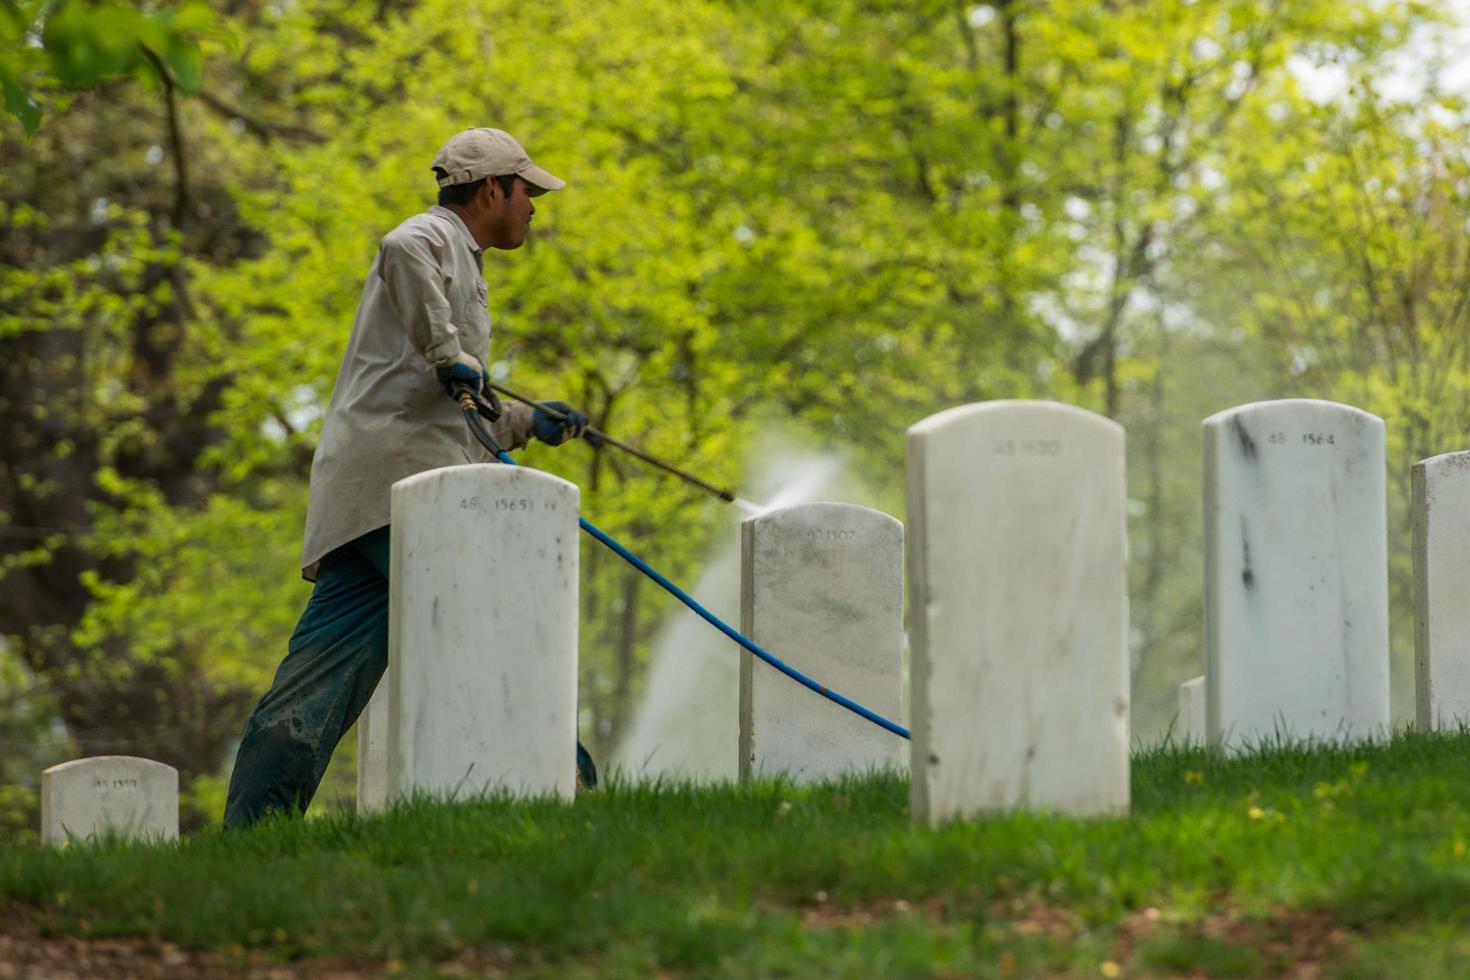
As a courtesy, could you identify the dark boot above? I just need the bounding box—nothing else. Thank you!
[576,740,598,790]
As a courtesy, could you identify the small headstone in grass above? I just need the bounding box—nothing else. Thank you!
[1178,676,1205,746]
[1203,399,1389,749]
[738,501,905,782]
[387,465,579,803]
[357,680,388,813]
[1413,450,1470,731]
[906,401,1130,823]
[41,756,178,846]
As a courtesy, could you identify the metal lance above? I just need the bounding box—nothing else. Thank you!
[487,381,738,504]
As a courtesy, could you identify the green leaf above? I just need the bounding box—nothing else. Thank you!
[1,74,39,133]
[164,42,201,93]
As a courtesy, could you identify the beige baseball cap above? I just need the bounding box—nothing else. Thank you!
[431,127,565,195]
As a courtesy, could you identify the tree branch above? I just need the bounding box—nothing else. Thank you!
[141,49,190,230]
[194,88,325,144]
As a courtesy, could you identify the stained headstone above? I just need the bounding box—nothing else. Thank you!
[739,501,905,782]
[356,681,389,813]
[1178,676,1205,745]
[1413,450,1470,731]
[387,464,579,802]
[41,756,178,847]
[907,400,1129,823]
[1203,399,1389,748]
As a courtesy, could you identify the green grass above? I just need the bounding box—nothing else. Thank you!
[6,732,1470,977]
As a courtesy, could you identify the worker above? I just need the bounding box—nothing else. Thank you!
[224,127,595,827]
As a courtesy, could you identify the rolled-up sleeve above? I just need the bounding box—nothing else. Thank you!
[377,230,462,364]
[489,402,536,453]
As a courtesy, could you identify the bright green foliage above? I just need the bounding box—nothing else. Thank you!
[8,734,1470,975]
[1,0,210,132]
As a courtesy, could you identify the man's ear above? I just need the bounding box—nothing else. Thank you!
[477,179,501,211]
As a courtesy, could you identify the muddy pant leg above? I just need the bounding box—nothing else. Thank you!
[223,528,391,828]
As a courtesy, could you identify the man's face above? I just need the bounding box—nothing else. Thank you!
[487,176,536,250]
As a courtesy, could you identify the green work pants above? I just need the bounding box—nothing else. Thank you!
[223,526,392,828]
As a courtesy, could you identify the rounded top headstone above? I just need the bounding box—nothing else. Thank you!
[907,399,1123,440]
[742,500,902,535]
[392,462,579,500]
[1202,398,1383,432]
[41,755,180,847]
[43,756,178,779]
[1415,449,1470,476]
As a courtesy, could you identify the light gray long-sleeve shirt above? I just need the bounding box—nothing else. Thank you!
[300,205,533,580]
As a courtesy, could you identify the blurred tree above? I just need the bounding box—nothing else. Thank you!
[0,0,326,791]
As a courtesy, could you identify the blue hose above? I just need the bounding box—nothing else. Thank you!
[485,439,911,741]
[574,513,912,741]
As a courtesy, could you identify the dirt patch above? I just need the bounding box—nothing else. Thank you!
[797,891,1354,976]
[798,891,1085,938]
[0,909,522,980]
[800,895,893,929]
[0,932,531,979]
[1111,899,1353,978]
[2,895,1356,978]
[0,932,307,979]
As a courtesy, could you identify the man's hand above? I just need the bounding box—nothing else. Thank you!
[533,401,592,446]
[434,351,486,397]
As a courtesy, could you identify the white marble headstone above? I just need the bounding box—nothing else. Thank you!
[907,400,1130,824]
[1178,676,1205,746]
[1413,450,1470,731]
[356,682,389,813]
[387,464,579,803]
[1203,399,1389,748]
[41,756,178,847]
[738,501,905,782]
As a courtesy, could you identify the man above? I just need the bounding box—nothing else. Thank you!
[224,127,592,828]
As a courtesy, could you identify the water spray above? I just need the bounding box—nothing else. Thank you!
[487,382,762,510]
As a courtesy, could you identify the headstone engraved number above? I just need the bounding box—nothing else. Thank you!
[1266,432,1336,447]
[1203,399,1388,749]
[995,439,1063,457]
[740,502,904,783]
[908,400,1129,824]
[94,778,139,790]
[387,464,578,803]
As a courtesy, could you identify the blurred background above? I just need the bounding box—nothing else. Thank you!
[4,0,1469,839]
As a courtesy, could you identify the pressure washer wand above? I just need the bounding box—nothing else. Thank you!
[487,381,738,505]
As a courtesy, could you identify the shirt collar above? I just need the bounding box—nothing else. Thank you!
[430,205,483,255]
